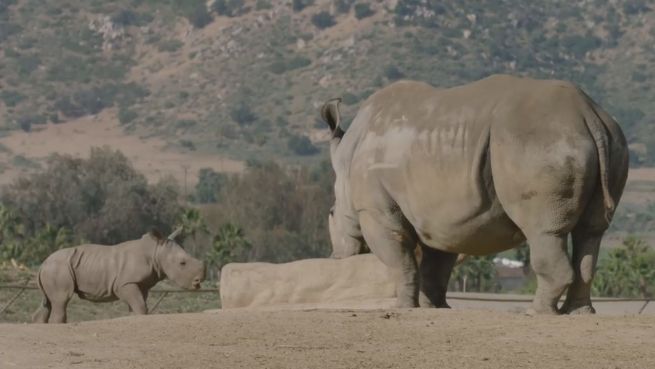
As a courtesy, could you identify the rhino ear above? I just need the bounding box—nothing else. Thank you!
[149,229,164,243]
[320,98,344,139]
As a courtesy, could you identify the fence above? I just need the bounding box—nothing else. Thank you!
[1,284,651,317]
[0,284,218,315]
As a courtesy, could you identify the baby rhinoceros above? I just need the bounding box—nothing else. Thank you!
[32,228,205,323]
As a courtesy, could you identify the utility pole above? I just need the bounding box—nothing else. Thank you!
[182,164,190,204]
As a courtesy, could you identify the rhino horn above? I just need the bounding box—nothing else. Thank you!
[167,226,183,241]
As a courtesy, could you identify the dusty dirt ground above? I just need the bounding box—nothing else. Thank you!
[1,308,654,369]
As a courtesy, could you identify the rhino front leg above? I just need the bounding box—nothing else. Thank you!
[359,210,419,308]
[418,244,458,308]
[117,284,148,314]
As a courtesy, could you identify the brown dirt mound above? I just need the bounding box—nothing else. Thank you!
[1,308,653,369]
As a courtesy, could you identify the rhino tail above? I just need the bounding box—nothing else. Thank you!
[582,103,615,225]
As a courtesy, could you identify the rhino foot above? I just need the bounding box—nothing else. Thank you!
[525,306,560,316]
[418,293,450,308]
[560,304,596,315]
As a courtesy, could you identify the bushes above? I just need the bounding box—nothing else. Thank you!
[110,9,153,26]
[0,90,25,107]
[269,55,312,74]
[292,0,314,12]
[312,11,336,29]
[354,3,374,19]
[0,147,182,248]
[157,39,184,52]
[194,168,227,204]
[203,161,334,262]
[230,102,257,125]
[212,0,248,17]
[118,106,138,125]
[55,83,149,118]
[593,237,655,298]
[288,134,319,156]
[16,114,46,132]
[384,65,405,80]
[334,0,354,13]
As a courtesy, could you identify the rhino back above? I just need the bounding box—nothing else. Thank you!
[343,75,602,254]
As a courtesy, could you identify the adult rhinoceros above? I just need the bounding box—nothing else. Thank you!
[321,74,628,314]
[33,228,205,323]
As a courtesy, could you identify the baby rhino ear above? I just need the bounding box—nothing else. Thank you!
[148,228,164,243]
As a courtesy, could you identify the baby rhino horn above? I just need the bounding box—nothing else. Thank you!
[167,227,183,241]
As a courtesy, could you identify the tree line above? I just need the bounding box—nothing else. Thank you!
[0,147,653,296]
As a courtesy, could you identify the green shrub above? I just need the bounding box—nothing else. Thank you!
[334,0,354,13]
[0,90,25,107]
[1,147,182,249]
[593,237,655,298]
[111,9,153,26]
[384,65,405,80]
[342,92,360,105]
[255,0,272,10]
[311,11,336,29]
[16,54,40,77]
[118,107,138,125]
[188,3,213,28]
[288,134,319,155]
[194,168,227,203]
[230,103,257,125]
[175,119,197,129]
[269,56,311,74]
[292,0,314,12]
[212,0,248,17]
[560,34,602,57]
[354,3,374,19]
[158,39,184,52]
[286,56,311,70]
[180,139,196,150]
[269,60,287,74]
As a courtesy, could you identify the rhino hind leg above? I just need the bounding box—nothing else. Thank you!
[418,244,458,308]
[525,234,574,315]
[560,227,604,315]
[359,210,419,308]
[37,261,75,323]
[32,297,51,323]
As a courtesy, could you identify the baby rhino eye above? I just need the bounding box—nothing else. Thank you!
[180,260,186,266]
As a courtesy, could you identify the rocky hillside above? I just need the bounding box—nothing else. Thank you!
[1,0,655,165]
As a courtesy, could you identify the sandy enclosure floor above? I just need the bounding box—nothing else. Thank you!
[1,308,654,369]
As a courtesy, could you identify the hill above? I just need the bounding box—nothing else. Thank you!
[1,0,655,172]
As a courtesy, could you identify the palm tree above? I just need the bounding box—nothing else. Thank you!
[177,208,209,256]
[207,223,251,280]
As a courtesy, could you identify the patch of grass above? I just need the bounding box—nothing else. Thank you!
[158,39,184,53]
[12,155,40,169]
[0,280,219,323]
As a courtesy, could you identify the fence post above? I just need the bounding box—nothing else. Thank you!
[0,287,26,315]
[149,291,169,314]
[638,300,650,314]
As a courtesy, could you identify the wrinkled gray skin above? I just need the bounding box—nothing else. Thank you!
[323,74,628,314]
[33,228,206,323]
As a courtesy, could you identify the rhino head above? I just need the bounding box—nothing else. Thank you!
[152,228,206,289]
[321,98,367,258]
